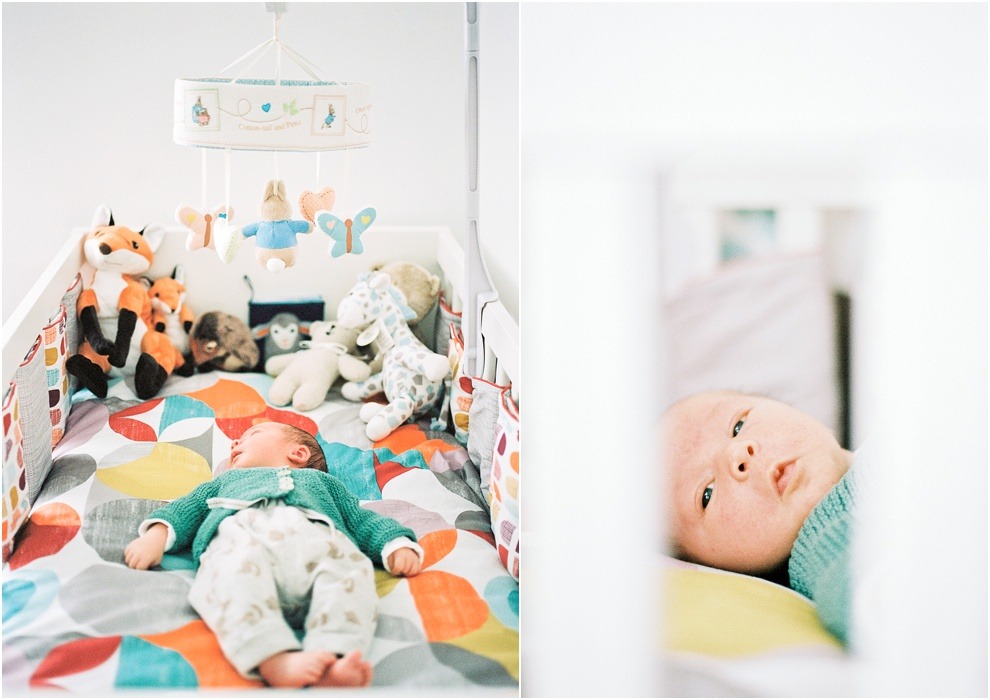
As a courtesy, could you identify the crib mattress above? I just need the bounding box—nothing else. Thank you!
[2,371,518,693]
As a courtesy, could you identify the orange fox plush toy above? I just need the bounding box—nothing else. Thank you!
[148,265,195,356]
[66,206,189,399]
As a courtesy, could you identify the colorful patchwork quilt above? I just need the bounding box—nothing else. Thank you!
[2,372,518,693]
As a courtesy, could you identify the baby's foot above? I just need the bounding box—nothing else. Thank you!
[314,650,373,687]
[257,650,335,688]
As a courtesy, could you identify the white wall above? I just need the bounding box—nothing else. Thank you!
[1,2,519,324]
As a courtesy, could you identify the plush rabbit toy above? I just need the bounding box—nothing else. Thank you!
[241,179,313,272]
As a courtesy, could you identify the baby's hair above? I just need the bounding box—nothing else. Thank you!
[277,424,327,472]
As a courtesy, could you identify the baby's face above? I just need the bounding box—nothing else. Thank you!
[663,391,851,574]
[229,422,307,470]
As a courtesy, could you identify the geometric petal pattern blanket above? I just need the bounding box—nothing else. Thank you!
[2,372,518,693]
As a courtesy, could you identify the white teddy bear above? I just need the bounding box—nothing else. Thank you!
[266,321,371,411]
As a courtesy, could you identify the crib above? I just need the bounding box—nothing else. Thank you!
[2,226,520,695]
[651,154,987,696]
[522,129,985,696]
[653,157,865,696]
[2,3,520,695]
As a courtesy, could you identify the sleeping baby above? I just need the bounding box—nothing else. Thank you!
[662,390,860,643]
[125,421,424,688]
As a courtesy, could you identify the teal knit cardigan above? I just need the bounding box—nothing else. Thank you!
[144,467,416,567]
[788,463,858,645]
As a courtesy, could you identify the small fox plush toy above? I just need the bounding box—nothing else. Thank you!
[66,206,190,399]
[147,265,195,356]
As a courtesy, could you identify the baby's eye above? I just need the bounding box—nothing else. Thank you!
[732,418,745,437]
[701,483,714,510]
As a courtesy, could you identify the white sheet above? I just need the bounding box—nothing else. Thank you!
[663,250,838,434]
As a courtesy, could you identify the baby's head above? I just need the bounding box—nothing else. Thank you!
[229,422,327,472]
[662,390,851,574]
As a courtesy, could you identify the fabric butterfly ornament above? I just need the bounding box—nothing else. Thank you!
[174,204,236,257]
[315,208,377,258]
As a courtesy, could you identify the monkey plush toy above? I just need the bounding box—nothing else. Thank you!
[252,312,308,371]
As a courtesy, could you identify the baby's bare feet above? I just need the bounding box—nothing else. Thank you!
[314,650,373,687]
[258,650,335,688]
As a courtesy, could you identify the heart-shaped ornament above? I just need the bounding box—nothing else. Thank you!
[261,103,271,113]
[298,188,337,223]
[212,221,243,264]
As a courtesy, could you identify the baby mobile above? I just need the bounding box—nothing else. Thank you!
[172,3,376,272]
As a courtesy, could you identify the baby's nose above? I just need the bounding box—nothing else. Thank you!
[729,441,756,481]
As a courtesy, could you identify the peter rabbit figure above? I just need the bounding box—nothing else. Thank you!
[241,179,313,273]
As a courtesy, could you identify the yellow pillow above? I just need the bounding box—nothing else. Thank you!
[662,560,842,657]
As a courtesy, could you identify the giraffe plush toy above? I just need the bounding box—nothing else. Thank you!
[336,271,450,441]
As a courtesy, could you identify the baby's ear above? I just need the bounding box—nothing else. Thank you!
[287,443,311,467]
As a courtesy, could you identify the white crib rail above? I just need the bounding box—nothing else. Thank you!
[437,225,465,314]
[436,225,518,401]
[461,3,501,381]
[479,300,518,400]
[2,229,87,388]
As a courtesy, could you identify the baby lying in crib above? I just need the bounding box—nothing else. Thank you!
[124,421,424,688]
[662,390,859,643]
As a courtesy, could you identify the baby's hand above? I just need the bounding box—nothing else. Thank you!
[123,524,167,570]
[387,547,422,577]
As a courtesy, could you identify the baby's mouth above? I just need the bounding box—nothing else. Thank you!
[773,461,796,497]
